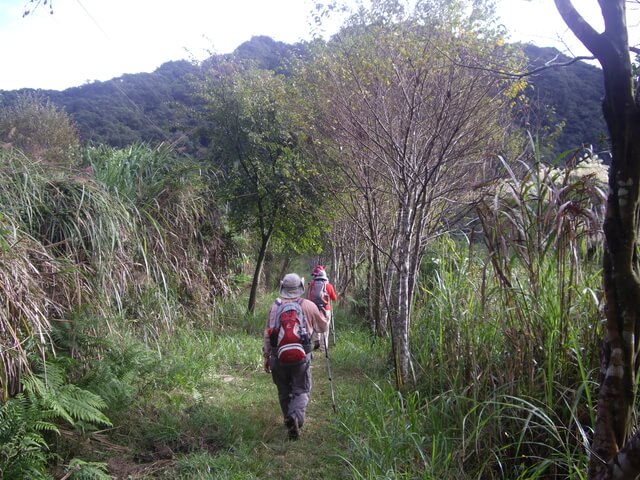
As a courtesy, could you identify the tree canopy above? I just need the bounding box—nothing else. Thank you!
[198,58,328,312]
[306,0,525,387]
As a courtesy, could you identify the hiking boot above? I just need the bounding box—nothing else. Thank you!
[284,416,299,440]
[313,340,320,351]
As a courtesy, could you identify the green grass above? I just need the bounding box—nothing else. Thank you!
[3,240,601,480]
[0,148,605,479]
[59,306,381,479]
[46,257,599,480]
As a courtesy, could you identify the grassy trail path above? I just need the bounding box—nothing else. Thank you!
[243,354,347,479]
[200,323,384,480]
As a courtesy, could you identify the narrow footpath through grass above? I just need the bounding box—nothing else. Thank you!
[111,313,390,479]
[208,351,348,479]
[195,325,387,479]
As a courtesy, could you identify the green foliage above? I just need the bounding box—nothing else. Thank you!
[0,360,111,480]
[57,320,158,421]
[197,56,333,311]
[464,391,590,479]
[1,38,605,163]
[0,136,233,404]
[64,459,110,480]
[401,148,603,476]
[0,394,55,480]
[332,231,599,478]
[85,325,269,477]
[0,12,614,480]
[200,59,327,252]
[22,361,112,432]
[85,142,192,202]
[1,154,142,320]
[474,151,605,397]
[232,35,307,74]
[331,141,605,476]
[1,60,203,150]
[25,177,132,270]
[306,0,527,386]
[0,151,61,400]
[337,386,431,479]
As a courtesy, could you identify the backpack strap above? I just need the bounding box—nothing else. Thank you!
[272,298,283,328]
[295,298,307,333]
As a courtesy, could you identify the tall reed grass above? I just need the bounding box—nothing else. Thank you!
[0,144,233,400]
[336,153,606,478]
[0,142,239,476]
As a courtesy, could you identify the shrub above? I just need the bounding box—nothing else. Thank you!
[0,92,81,167]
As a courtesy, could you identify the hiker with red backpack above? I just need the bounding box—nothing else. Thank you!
[307,265,338,352]
[263,273,329,440]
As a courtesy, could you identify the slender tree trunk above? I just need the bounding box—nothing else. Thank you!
[407,203,428,321]
[372,246,384,336]
[276,255,291,290]
[367,246,376,333]
[331,243,339,286]
[367,244,384,335]
[341,248,355,299]
[248,233,271,314]
[391,202,413,389]
[263,250,275,291]
[394,255,411,389]
[382,255,397,336]
[590,103,640,480]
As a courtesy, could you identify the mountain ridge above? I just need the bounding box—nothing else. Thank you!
[0,37,607,156]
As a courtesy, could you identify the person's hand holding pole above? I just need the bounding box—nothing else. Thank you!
[263,356,271,373]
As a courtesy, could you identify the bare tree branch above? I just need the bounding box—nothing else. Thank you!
[22,0,53,17]
[448,53,596,78]
[554,0,603,55]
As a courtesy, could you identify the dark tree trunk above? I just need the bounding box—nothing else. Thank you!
[554,1,640,478]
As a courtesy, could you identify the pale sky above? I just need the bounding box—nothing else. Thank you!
[0,0,632,91]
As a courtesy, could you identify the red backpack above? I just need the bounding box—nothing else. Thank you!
[270,299,311,364]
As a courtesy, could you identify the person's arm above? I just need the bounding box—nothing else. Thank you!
[327,283,338,301]
[263,303,277,372]
[302,299,329,334]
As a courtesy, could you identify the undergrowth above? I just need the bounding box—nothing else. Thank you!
[0,145,614,479]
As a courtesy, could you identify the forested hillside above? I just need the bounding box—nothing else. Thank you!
[522,44,606,154]
[0,37,605,157]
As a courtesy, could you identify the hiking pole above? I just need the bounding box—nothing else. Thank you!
[323,333,337,413]
[330,310,336,346]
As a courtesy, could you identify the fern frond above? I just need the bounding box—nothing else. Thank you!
[33,420,60,434]
[0,396,51,479]
[22,362,112,429]
[65,458,110,480]
[56,384,112,427]
[1,360,113,477]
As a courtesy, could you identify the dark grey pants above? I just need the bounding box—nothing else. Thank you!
[270,354,312,427]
